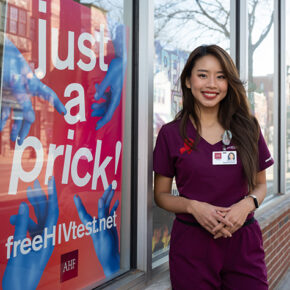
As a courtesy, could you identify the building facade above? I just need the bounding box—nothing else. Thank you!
[0,0,289,289]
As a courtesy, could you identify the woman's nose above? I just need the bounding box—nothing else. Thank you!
[207,76,217,88]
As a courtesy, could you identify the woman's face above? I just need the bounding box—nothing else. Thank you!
[186,54,228,111]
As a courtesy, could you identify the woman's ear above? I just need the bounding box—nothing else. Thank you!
[185,78,191,89]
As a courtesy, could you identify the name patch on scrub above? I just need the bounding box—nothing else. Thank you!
[212,151,237,165]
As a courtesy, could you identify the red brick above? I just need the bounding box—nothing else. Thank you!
[257,209,289,289]
[268,249,288,281]
[266,244,288,273]
[268,257,289,289]
[262,223,272,232]
[264,239,270,249]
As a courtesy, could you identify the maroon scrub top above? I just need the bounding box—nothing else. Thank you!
[153,119,274,222]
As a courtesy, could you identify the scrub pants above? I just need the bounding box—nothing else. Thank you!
[169,218,268,290]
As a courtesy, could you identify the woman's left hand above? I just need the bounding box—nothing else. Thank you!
[212,198,253,239]
[213,171,267,239]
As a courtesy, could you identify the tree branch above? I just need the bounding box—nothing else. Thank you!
[248,0,258,37]
[195,0,229,37]
[252,11,274,51]
[194,18,228,37]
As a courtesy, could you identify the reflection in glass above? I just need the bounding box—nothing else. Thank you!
[247,0,274,196]
[153,0,230,267]
[286,1,290,191]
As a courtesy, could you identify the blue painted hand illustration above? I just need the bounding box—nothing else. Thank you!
[2,177,59,290]
[91,24,127,130]
[74,184,120,276]
[0,37,66,145]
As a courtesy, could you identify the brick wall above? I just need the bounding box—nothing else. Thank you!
[257,196,290,290]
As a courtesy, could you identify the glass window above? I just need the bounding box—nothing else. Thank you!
[9,6,17,34]
[18,8,26,37]
[153,0,231,267]
[286,1,290,192]
[247,0,274,196]
[0,0,132,288]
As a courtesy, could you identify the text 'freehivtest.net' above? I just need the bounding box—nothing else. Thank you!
[5,211,117,259]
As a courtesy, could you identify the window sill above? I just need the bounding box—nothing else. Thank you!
[255,193,290,229]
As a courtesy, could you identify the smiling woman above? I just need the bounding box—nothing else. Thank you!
[153,44,274,289]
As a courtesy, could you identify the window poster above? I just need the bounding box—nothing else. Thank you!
[0,0,128,288]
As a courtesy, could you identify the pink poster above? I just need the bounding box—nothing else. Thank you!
[0,0,127,288]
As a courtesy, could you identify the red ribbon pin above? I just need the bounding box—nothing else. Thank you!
[180,138,194,154]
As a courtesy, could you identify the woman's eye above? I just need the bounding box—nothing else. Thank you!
[217,75,226,79]
[198,74,207,78]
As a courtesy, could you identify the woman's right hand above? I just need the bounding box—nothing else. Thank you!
[154,174,233,238]
[188,200,233,237]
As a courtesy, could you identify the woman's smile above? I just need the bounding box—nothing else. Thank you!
[202,91,219,99]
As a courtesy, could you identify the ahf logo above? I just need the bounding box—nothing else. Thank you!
[60,250,78,282]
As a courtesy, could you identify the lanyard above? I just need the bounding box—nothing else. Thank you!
[222,130,232,151]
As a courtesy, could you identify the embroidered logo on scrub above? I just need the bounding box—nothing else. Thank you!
[180,138,194,154]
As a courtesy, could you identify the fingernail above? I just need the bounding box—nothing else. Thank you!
[18,203,25,215]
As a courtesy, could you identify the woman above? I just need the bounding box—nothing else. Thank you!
[153,45,274,290]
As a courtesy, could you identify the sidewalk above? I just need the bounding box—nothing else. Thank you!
[275,268,290,290]
[144,267,290,290]
[144,270,170,290]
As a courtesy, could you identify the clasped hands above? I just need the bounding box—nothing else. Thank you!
[190,199,251,239]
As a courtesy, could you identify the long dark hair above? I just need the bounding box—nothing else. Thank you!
[176,45,260,191]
